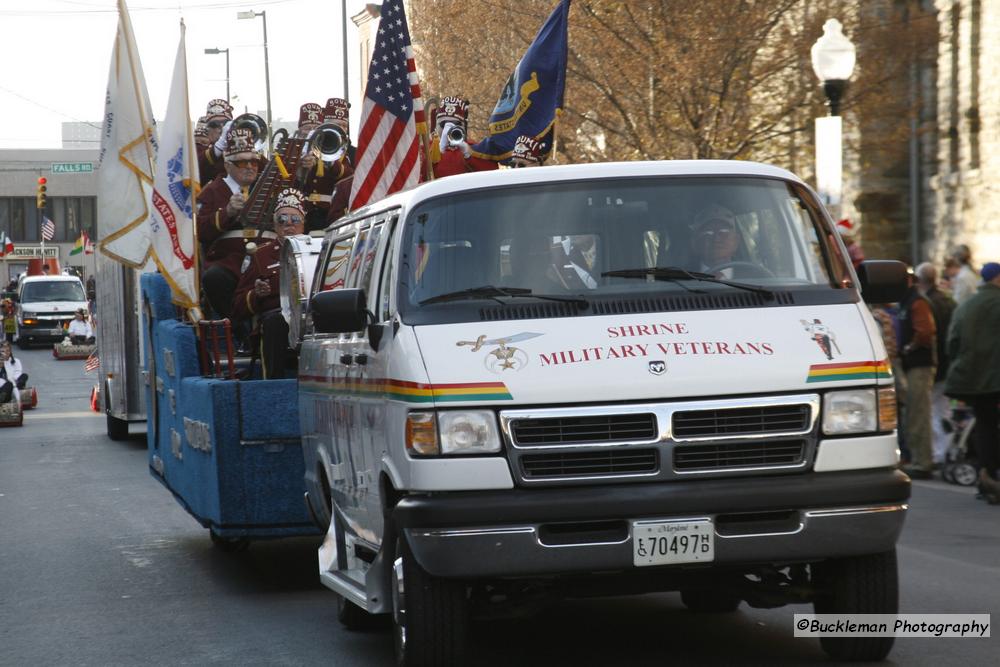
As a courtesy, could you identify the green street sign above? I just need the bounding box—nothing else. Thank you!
[51,162,94,174]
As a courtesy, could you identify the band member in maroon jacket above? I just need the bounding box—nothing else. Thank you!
[429,96,498,178]
[197,126,264,318]
[231,188,306,379]
[298,100,354,232]
[197,99,233,187]
[323,97,357,167]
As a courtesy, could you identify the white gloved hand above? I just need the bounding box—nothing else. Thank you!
[438,122,454,153]
[213,119,234,156]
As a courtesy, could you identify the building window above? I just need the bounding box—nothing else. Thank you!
[948,2,960,173]
[968,0,980,169]
[0,199,9,239]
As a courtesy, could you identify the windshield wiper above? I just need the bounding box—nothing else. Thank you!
[602,266,774,299]
[419,284,589,308]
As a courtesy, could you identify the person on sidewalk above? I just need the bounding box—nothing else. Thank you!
[899,269,937,479]
[915,262,956,464]
[944,262,1000,503]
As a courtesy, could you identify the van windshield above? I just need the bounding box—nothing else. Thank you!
[21,281,86,303]
[399,176,852,321]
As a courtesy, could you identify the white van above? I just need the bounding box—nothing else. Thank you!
[14,274,89,348]
[294,160,909,665]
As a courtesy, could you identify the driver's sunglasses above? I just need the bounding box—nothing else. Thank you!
[228,159,258,169]
[698,226,736,239]
[277,214,304,227]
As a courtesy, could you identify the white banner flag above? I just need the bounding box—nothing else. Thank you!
[148,22,199,311]
[97,0,157,268]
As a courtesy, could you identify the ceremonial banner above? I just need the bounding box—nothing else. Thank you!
[69,231,88,256]
[148,22,199,311]
[471,0,570,163]
[348,0,426,210]
[97,0,157,268]
[0,232,13,257]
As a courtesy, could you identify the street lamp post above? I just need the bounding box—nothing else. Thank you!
[238,9,272,142]
[204,47,230,102]
[811,18,856,221]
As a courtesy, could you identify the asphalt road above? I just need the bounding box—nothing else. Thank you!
[1,345,996,665]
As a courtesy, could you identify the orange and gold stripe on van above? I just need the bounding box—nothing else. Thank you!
[806,360,892,383]
[299,376,513,403]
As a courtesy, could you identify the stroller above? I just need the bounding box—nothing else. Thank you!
[940,402,979,486]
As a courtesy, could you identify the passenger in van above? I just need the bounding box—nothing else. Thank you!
[231,187,306,380]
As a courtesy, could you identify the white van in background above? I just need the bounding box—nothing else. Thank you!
[294,161,909,665]
[14,275,88,348]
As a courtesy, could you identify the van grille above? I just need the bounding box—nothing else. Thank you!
[511,413,657,446]
[521,449,658,479]
[673,440,806,471]
[672,404,810,438]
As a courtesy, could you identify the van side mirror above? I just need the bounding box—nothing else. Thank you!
[311,288,368,334]
[856,260,907,304]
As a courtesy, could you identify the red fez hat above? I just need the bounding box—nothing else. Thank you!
[274,187,306,215]
[431,96,469,129]
[205,98,233,121]
[324,98,350,122]
[224,127,256,158]
[511,135,543,165]
[194,116,209,139]
[298,103,323,128]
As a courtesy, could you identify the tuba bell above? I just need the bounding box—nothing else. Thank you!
[232,113,269,154]
[303,123,348,163]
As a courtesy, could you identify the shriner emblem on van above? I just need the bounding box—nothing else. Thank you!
[648,360,667,376]
[457,332,543,373]
[801,318,841,361]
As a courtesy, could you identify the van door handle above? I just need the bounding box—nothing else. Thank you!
[340,354,353,365]
[353,353,368,365]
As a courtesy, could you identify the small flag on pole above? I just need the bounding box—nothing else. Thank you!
[0,231,13,256]
[70,231,89,256]
[85,350,100,373]
[41,217,55,241]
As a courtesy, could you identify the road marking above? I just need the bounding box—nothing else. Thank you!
[911,479,977,495]
[26,411,100,420]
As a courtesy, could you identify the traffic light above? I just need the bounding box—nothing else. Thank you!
[36,177,47,210]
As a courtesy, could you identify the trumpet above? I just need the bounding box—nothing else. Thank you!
[232,113,269,154]
[446,124,465,146]
[303,123,349,163]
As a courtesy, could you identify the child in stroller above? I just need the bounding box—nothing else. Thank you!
[940,402,978,486]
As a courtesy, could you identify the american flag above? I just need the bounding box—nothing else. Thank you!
[85,349,100,373]
[348,0,425,211]
[41,216,55,241]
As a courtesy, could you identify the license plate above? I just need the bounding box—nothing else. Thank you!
[632,519,715,566]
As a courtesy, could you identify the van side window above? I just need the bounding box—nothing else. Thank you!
[357,224,385,296]
[377,220,399,322]
[320,233,355,291]
[346,227,371,288]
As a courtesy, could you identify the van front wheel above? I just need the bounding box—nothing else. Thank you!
[392,537,468,667]
[812,549,898,661]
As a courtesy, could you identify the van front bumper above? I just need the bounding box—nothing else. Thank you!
[395,468,909,578]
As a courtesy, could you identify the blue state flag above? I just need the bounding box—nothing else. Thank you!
[471,0,569,162]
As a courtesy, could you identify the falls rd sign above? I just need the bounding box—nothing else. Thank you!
[51,162,94,174]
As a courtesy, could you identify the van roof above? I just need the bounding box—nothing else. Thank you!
[343,159,806,222]
[21,275,82,283]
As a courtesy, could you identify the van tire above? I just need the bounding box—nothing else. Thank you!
[393,537,468,667]
[812,549,897,661]
[337,594,385,631]
[680,590,742,613]
[106,413,129,441]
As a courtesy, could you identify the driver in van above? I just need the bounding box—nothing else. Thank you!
[690,204,745,279]
[231,187,306,380]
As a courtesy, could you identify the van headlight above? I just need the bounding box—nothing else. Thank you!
[405,410,501,456]
[822,389,877,435]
